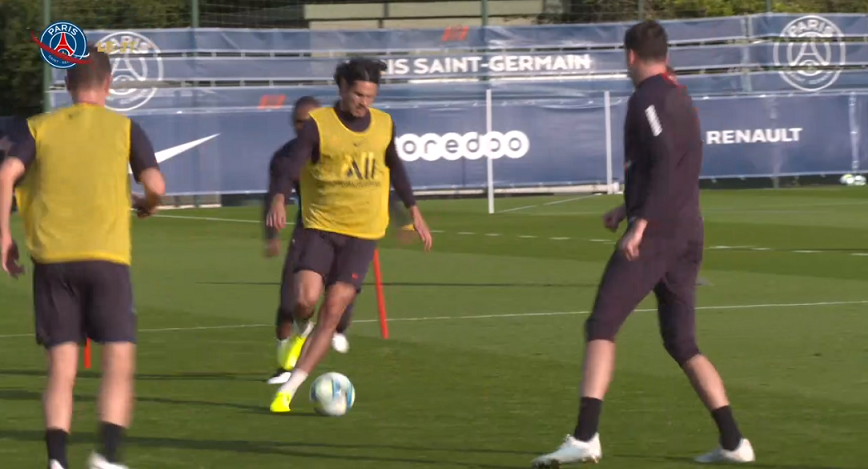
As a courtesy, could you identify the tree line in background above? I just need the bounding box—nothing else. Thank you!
[1,0,865,117]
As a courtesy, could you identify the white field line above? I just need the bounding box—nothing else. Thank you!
[149,213,868,256]
[496,194,598,214]
[532,200,868,217]
[0,299,865,341]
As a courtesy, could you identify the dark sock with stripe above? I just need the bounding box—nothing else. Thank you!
[100,423,125,463]
[45,428,69,468]
[711,406,743,451]
[573,397,603,442]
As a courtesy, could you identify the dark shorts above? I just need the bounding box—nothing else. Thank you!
[33,260,137,348]
[275,226,360,327]
[585,222,704,344]
[292,227,377,291]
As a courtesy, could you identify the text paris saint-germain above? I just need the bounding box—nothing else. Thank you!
[384,54,593,76]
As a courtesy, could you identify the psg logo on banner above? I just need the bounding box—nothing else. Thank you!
[31,21,92,70]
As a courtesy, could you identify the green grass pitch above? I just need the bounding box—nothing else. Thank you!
[1,187,867,468]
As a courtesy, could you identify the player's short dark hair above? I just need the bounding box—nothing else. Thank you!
[333,58,387,88]
[293,96,320,112]
[624,20,668,62]
[66,45,112,91]
[291,96,320,123]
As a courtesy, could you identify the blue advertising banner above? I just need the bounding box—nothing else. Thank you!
[698,94,855,178]
[50,45,747,84]
[82,14,868,55]
[127,93,866,196]
[83,16,746,55]
[50,69,868,114]
[52,41,868,85]
[750,14,868,39]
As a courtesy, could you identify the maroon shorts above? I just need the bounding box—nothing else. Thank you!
[33,260,137,348]
[292,228,377,291]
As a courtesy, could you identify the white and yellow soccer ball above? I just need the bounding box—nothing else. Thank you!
[840,174,867,186]
[309,372,355,416]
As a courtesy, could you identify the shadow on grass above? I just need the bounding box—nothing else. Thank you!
[0,369,267,384]
[0,388,307,416]
[0,428,531,468]
[199,281,596,289]
[617,453,850,469]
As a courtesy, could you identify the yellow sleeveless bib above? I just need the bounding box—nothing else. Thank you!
[300,107,393,239]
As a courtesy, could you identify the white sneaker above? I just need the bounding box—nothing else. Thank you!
[695,439,755,464]
[532,434,602,467]
[266,368,292,385]
[331,333,349,353]
[88,452,129,469]
[49,460,66,469]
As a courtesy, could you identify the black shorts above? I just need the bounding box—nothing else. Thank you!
[292,228,377,291]
[33,260,137,348]
[276,226,361,326]
[585,222,704,342]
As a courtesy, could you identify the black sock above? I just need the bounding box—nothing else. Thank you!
[711,406,742,451]
[573,397,603,442]
[100,423,125,463]
[45,428,69,468]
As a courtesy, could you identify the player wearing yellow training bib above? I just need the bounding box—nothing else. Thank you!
[0,47,166,469]
[265,58,433,413]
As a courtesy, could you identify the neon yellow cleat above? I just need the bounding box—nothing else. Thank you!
[277,330,309,370]
[401,223,415,232]
[270,391,294,413]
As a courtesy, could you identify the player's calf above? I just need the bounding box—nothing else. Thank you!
[270,283,355,413]
[94,342,136,466]
[44,343,79,469]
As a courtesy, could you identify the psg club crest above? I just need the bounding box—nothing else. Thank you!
[32,21,92,69]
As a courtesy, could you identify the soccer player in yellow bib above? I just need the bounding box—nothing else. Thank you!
[266,58,433,412]
[0,47,166,469]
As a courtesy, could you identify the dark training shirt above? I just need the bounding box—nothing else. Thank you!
[275,104,416,208]
[623,74,702,237]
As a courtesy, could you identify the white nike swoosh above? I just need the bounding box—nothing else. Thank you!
[128,134,220,174]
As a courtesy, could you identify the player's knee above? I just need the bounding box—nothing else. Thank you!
[662,333,700,366]
[294,290,319,314]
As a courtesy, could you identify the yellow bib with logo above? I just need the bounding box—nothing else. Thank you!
[300,107,393,240]
[15,105,134,265]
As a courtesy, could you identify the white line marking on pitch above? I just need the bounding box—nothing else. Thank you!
[497,194,598,213]
[150,213,868,258]
[1,299,865,340]
[155,214,260,224]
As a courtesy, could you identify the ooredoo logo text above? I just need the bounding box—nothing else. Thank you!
[396,131,530,162]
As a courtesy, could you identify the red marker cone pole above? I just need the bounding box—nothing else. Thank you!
[373,249,389,339]
[84,339,92,369]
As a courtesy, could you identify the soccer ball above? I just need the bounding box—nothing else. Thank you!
[840,174,867,186]
[309,372,355,416]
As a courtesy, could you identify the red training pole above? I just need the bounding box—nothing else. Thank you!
[84,339,92,369]
[373,249,389,339]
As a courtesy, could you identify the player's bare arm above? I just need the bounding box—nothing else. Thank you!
[0,157,26,277]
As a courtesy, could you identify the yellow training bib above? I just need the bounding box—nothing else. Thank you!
[300,108,393,240]
[15,104,134,265]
